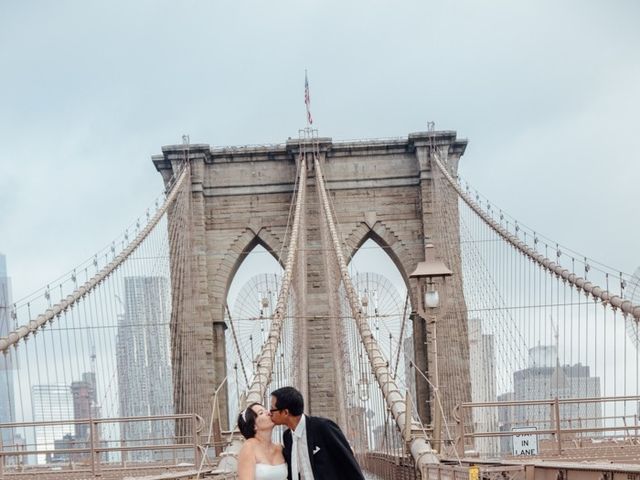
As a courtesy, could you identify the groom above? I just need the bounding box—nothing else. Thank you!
[270,386,365,480]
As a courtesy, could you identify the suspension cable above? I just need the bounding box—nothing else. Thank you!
[431,153,640,321]
[0,164,191,353]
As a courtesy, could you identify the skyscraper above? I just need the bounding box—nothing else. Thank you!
[31,385,74,464]
[512,351,602,432]
[117,276,173,461]
[71,372,97,441]
[0,253,16,449]
[468,319,499,456]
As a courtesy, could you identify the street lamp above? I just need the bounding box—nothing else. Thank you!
[409,243,452,454]
[410,244,452,312]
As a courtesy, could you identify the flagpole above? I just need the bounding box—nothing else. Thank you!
[305,69,309,129]
[304,69,313,131]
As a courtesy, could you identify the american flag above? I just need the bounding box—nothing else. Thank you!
[304,71,313,125]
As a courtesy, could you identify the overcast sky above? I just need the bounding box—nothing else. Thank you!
[1,0,639,304]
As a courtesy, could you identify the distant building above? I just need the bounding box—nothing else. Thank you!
[468,319,499,456]
[71,372,97,441]
[0,253,16,449]
[372,424,388,451]
[512,360,602,431]
[497,392,515,454]
[31,385,74,464]
[528,345,556,369]
[37,372,99,464]
[51,434,76,463]
[498,346,602,454]
[117,276,173,461]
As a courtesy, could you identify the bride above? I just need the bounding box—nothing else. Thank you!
[237,403,287,480]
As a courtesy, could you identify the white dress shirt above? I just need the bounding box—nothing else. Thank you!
[291,414,314,480]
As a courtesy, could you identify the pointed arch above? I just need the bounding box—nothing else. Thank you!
[209,227,286,316]
[224,228,285,295]
[345,222,412,289]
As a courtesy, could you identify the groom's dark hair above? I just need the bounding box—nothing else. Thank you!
[271,386,304,416]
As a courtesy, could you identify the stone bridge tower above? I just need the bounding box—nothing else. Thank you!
[153,130,471,429]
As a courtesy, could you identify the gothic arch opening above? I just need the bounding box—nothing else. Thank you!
[224,242,285,426]
[226,242,284,309]
[349,237,408,294]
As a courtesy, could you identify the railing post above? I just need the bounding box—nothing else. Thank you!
[121,438,127,467]
[0,435,5,480]
[213,391,223,456]
[95,419,102,477]
[525,464,535,480]
[193,414,202,468]
[553,398,562,455]
[89,419,97,478]
[453,405,465,458]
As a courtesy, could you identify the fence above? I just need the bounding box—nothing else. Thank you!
[0,414,209,479]
[452,395,640,461]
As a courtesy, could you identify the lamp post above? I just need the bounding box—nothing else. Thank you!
[409,243,452,454]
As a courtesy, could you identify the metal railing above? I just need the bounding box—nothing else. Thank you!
[0,413,207,479]
[452,395,640,460]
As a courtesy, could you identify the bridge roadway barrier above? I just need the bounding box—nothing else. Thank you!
[359,452,419,480]
[0,413,208,480]
[205,455,640,480]
[424,458,640,480]
[451,394,640,464]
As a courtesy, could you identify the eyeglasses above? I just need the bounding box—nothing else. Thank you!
[269,408,283,413]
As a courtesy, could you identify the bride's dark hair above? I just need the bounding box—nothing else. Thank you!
[237,402,262,439]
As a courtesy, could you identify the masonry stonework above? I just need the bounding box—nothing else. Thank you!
[154,131,472,429]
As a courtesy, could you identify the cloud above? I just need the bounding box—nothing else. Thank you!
[0,0,638,299]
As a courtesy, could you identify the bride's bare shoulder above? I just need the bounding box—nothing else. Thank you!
[240,438,258,450]
[237,440,258,478]
[239,439,258,456]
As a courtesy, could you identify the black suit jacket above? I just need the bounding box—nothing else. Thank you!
[282,415,365,480]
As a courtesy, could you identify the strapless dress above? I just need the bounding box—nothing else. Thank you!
[255,462,287,480]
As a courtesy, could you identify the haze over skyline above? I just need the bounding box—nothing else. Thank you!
[1,0,639,304]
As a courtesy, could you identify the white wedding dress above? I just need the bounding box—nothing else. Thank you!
[255,463,287,480]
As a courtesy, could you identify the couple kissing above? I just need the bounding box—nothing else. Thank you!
[237,386,365,480]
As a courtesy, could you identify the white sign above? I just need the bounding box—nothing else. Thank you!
[511,426,538,456]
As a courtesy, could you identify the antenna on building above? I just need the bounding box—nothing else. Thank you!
[90,342,97,379]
